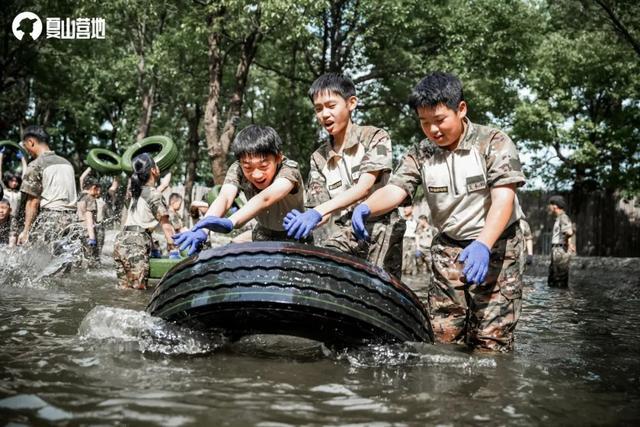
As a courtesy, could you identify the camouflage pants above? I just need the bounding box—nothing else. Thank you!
[113,230,152,289]
[548,245,571,287]
[252,224,313,244]
[416,250,433,277]
[82,224,105,266]
[323,211,405,279]
[429,225,524,352]
[402,237,417,275]
[30,210,84,258]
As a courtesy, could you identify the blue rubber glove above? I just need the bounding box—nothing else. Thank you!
[192,215,234,234]
[458,240,491,284]
[16,151,24,160]
[87,238,97,247]
[283,209,302,229]
[0,147,5,155]
[227,206,238,215]
[284,209,322,240]
[415,249,423,258]
[351,204,371,241]
[173,229,208,256]
[168,249,181,260]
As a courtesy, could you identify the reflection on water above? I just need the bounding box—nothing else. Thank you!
[1,243,639,425]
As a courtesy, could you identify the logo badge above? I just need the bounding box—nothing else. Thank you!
[12,12,43,40]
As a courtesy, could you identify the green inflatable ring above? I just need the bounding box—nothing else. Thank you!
[206,184,246,214]
[121,136,178,173]
[86,148,122,174]
[0,140,29,160]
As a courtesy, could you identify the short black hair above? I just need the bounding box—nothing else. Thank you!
[2,171,21,188]
[0,198,9,207]
[169,193,183,204]
[83,176,100,190]
[231,125,283,160]
[22,125,50,145]
[308,73,356,102]
[548,195,567,210]
[408,72,464,112]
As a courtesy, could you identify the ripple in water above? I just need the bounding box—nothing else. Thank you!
[77,306,224,355]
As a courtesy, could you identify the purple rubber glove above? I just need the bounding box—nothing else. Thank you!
[415,249,423,258]
[284,209,322,240]
[87,238,97,247]
[458,240,491,284]
[173,229,208,256]
[192,215,234,234]
[351,204,371,241]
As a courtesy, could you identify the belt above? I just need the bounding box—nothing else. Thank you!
[124,225,150,233]
[440,221,519,248]
[552,243,565,247]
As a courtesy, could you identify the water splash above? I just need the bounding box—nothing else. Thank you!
[77,306,223,355]
[0,245,55,288]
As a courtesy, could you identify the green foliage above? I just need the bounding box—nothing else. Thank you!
[0,0,637,196]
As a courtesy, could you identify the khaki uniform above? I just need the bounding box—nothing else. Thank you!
[113,186,168,289]
[402,217,418,275]
[225,158,309,243]
[77,192,102,265]
[21,151,80,255]
[307,124,405,278]
[548,212,573,287]
[520,219,533,274]
[169,209,184,231]
[389,118,526,351]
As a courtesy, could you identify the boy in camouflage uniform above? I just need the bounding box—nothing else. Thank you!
[77,177,102,265]
[283,73,405,278]
[168,193,187,233]
[18,126,80,256]
[547,195,573,287]
[351,72,526,352]
[174,125,308,255]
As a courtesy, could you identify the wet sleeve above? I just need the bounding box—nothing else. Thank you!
[20,161,43,197]
[359,129,393,175]
[148,190,169,221]
[223,161,243,188]
[305,155,330,208]
[388,145,423,199]
[485,132,526,187]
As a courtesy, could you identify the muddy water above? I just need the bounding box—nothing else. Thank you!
[0,241,639,426]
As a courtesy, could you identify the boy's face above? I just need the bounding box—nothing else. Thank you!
[170,198,182,211]
[417,102,467,149]
[7,176,19,190]
[313,91,357,138]
[88,185,101,198]
[240,153,282,190]
[0,203,10,221]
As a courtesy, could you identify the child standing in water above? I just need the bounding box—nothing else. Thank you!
[113,153,176,289]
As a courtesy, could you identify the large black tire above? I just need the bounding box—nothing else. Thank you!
[86,148,122,174]
[121,136,178,173]
[0,140,28,160]
[147,242,434,347]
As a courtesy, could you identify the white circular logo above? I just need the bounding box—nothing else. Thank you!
[12,12,43,41]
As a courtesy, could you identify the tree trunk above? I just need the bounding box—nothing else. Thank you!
[203,10,225,184]
[136,78,156,141]
[217,27,263,176]
[183,104,201,220]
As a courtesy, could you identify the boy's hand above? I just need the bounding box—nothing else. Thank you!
[283,209,302,228]
[458,240,491,284]
[173,229,208,256]
[284,209,322,240]
[192,215,234,234]
[351,204,371,241]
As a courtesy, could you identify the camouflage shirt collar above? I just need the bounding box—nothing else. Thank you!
[326,123,361,161]
[455,117,475,151]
